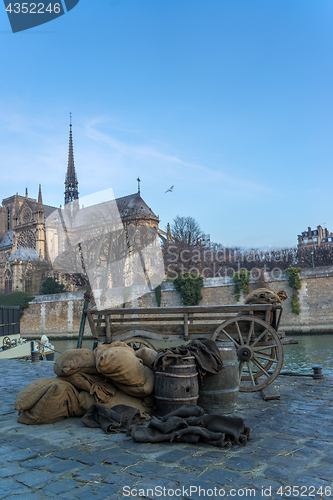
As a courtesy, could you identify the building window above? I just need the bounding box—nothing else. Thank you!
[7,208,10,230]
[304,239,308,245]
[5,274,12,293]
[313,238,318,243]
[25,275,31,293]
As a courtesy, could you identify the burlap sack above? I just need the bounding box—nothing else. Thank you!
[78,391,97,411]
[94,342,134,362]
[15,378,58,411]
[78,389,154,415]
[57,373,117,404]
[107,390,154,415]
[17,380,84,425]
[245,288,282,304]
[135,347,158,370]
[96,347,146,386]
[113,366,154,397]
[54,349,98,377]
[90,378,117,404]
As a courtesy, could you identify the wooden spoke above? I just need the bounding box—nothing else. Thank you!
[235,321,244,345]
[221,328,240,347]
[211,315,284,392]
[251,329,269,348]
[255,353,279,363]
[253,343,280,351]
[239,361,245,379]
[247,362,256,386]
[251,358,270,378]
[246,320,254,345]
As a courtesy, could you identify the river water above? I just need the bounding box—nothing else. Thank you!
[51,334,333,376]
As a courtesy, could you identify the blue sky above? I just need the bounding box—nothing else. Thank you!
[1,0,333,249]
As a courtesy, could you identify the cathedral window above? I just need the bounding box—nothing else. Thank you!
[5,273,12,293]
[17,230,36,249]
[25,275,31,293]
[7,208,10,230]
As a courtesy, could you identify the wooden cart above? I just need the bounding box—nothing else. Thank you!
[84,302,297,393]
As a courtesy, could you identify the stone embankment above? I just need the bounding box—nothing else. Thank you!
[1,359,332,499]
[20,266,333,338]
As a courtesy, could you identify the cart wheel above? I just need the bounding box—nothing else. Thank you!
[123,337,157,351]
[3,336,11,348]
[211,315,284,392]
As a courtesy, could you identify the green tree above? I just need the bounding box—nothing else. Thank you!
[0,291,35,317]
[41,277,65,295]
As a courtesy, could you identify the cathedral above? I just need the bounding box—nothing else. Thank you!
[0,120,160,295]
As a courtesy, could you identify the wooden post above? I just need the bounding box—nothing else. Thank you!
[184,313,189,341]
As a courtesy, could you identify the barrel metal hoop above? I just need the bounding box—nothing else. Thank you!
[155,372,198,379]
[154,395,199,402]
[199,388,239,395]
[163,364,196,369]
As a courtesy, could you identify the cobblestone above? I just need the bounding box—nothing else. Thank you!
[0,358,332,499]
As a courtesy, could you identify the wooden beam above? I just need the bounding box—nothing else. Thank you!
[184,313,189,340]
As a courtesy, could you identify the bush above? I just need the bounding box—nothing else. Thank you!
[232,270,250,302]
[41,277,65,295]
[290,291,300,314]
[0,291,35,317]
[285,268,301,314]
[285,267,302,290]
[174,273,204,306]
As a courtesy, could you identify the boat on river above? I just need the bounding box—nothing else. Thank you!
[0,304,55,360]
[0,333,55,360]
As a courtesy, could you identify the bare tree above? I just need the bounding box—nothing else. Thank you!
[170,216,203,246]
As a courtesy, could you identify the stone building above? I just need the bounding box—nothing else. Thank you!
[0,187,57,293]
[297,225,333,248]
[0,120,160,295]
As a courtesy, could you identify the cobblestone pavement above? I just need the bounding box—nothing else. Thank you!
[0,359,332,500]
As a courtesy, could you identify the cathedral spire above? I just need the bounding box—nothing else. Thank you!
[38,184,43,207]
[64,113,79,205]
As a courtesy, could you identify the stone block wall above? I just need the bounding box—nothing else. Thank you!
[20,267,333,338]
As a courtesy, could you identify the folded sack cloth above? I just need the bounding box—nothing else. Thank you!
[82,403,147,433]
[130,404,250,448]
[153,339,223,383]
[58,373,117,404]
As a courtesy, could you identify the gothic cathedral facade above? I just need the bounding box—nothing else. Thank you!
[0,120,160,295]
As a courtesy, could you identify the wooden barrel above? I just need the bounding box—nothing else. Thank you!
[154,356,199,416]
[198,342,239,414]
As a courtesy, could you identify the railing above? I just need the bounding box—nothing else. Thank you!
[0,305,20,337]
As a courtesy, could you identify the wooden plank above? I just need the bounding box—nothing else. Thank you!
[90,315,234,324]
[86,312,98,340]
[255,379,280,400]
[105,314,112,342]
[91,323,219,336]
[87,303,280,316]
[280,337,299,345]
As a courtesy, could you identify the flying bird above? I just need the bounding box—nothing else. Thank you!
[165,185,174,193]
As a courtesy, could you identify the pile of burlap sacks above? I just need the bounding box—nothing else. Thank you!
[15,342,157,425]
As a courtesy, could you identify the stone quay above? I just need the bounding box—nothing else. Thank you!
[0,359,332,500]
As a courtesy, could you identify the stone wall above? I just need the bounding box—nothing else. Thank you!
[21,266,333,338]
[21,292,85,338]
